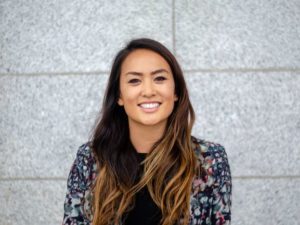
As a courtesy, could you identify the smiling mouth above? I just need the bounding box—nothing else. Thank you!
[138,102,161,109]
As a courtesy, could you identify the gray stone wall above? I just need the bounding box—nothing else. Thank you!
[0,0,299,224]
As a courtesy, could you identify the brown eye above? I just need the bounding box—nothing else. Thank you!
[128,79,140,84]
[155,76,166,81]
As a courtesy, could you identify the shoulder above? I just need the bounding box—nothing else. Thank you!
[192,136,226,155]
[63,143,96,223]
[191,136,229,163]
[190,137,232,223]
[74,142,97,173]
[68,142,97,190]
[191,136,231,190]
[75,142,96,163]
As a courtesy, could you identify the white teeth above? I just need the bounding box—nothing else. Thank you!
[139,103,160,109]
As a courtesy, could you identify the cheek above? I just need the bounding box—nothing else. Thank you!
[120,88,139,107]
[162,85,177,100]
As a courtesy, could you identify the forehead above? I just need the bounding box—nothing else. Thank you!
[121,49,171,74]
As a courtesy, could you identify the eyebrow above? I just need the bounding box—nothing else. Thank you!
[125,68,169,76]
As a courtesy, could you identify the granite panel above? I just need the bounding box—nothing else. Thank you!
[175,0,300,70]
[232,178,300,225]
[186,72,300,176]
[0,74,108,178]
[0,0,172,73]
[0,180,66,225]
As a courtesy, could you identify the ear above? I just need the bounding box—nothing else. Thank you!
[118,96,124,106]
[174,93,178,102]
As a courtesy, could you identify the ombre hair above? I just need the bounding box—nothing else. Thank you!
[89,38,198,225]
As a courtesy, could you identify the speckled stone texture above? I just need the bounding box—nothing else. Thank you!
[0,1,300,225]
[0,180,66,225]
[0,0,173,73]
[175,0,300,70]
[0,74,108,178]
[186,72,300,177]
[232,178,300,225]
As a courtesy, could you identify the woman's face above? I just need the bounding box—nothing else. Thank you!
[118,49,178,129]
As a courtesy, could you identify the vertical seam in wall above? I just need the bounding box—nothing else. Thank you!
[172,0,176,56]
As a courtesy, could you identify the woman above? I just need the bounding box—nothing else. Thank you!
[62,38,232,225]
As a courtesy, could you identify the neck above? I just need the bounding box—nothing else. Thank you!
[128,120,167,153]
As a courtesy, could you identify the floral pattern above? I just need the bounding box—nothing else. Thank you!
[62,137,232,225]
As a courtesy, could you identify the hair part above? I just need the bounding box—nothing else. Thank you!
[89,38,197,225]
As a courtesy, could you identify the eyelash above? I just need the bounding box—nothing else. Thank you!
[128,76,167,84]
[128,78,140,84]
[155,76,166,81]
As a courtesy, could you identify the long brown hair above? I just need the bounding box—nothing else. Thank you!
[89,38,197,225]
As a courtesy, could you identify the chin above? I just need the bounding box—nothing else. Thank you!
[140,121,160,126]
[141,120,167,127]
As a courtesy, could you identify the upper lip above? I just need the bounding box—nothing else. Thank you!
[138,101,161,105]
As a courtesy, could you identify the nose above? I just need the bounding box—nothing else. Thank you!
[141,79,156,97]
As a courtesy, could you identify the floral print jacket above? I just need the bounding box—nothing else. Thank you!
[62,138,232,225]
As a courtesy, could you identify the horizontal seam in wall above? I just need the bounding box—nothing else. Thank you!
[0,177,67,181]
[184,68,300,73]
[0,68,299,77]
[1,175,300,181]
[0,71,109,77]
[234,175,300,179]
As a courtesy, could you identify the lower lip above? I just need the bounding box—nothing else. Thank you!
[139,104,160,113]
